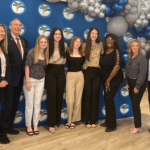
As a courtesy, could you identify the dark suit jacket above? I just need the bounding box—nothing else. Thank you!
[7,33,28,87]
[0,49,10,83]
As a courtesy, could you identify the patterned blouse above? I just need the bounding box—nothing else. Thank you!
[48,43,68,64]
[0,52,6,77]
[82,42,104,70]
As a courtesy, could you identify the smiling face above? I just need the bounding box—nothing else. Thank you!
[106,36,114,48]
[0,26,6,42]
[73,38,82,49]
[90,29,98,41]
[39,38,48,50]
[54,30,61,42]
[131,42,139,54]
[9,19,22,37]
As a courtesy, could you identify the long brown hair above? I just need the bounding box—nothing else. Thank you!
[128,40,142,58]
[68,36,83,56]
[0,24,8,54]
[85,27,100,61]
[29,35,49,64]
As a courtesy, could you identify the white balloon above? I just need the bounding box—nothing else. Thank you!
[125,13,138,26]
[98,12,105,18]
[88,6,94,12]
[79,2,88,11]
[107,16,128,37]
[125,4,132,10]
[89,12,97,18]
[141,42,146,49]
[94,8,100,15]
[100,4,106,12]
[134,23,140,28]
[120,12,126,16]
[147,13,150,20]
[138,37,146,43]
[89,0,95,6]
[139,13,146,20]
[141,19,148,28]
[94,3,100,8]
[128,0,136,6]
[136,19,142,25]
[130,7,137,14]
[142,49,146,56]
[67,0,74,3]
[145,44,150,52]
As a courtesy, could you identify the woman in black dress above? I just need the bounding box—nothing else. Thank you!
[100,34,123,132]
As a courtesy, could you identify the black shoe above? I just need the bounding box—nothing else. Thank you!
[105,127,116,132]
[0,136,10,144]
[7,129,19,135]
[100,123,107,127]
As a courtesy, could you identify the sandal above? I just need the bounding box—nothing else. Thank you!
[85,124,91,129]
[27,131,34,136]
[70,123,75,129]
[65,123,70,129]
[91,124,97,128]
[129,128,141,134]
[49,127,55,133]
[34,130,39,135]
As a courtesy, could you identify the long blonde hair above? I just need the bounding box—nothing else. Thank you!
[29,35,49,64]
[128,39,143,58]
[68,36,83,56]
[0,24,8,54]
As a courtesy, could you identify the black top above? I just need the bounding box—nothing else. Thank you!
[125,53,147,90]
[100,49,123,83]
[25,51,46,79]
[66,51,85,72]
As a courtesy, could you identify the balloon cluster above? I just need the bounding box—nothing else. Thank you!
[67,0,106,18]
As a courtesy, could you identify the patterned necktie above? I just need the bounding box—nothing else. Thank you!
[16,38,22,57]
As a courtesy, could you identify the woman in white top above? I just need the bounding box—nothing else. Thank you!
[45,27,67,133]
[0,24,10,144]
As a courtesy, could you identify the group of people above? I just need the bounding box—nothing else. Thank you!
[0,18,149,144]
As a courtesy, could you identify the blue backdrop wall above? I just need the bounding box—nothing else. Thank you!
[0,0,135,128]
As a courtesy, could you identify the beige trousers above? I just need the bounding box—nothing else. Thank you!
[66,71,84,124]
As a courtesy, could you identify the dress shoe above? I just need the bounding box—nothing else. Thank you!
[100,123,107,127]
[0,136,10,144]
[105,127,116,132]
[7,129,19,135]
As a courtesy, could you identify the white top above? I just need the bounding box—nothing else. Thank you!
[0,52,6,77]
[11,33,24,59]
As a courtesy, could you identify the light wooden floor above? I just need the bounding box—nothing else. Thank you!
[1,90,150,150]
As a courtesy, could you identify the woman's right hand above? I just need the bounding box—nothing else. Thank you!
[126,84,129,91]
[26,82,31,91]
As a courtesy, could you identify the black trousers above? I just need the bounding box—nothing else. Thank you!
[102,76,123,129]
[128,79,146,128]
[0,77,23,136]
[45,64,65,127]
[82,68,100,124]
[147,81,150,107]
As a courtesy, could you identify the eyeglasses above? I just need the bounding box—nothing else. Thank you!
[106,39,114,42]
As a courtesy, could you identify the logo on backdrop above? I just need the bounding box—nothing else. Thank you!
[63,7,75,20]
[38,25,51,37]
[120,104,130,115]
[19,91,24,102]
[39,109,48,122]
[19,23,26,36]
[14,111,24,124]
[84,29,89,40]
[38,4,52,18]
[121,86,129,97]
[41,89,47,101]
[102,106,106,116]
[123,32,133,42]
[11,0,26,15]
[63,27,74,40]
[85,15,94,22]
[61,108,68,119]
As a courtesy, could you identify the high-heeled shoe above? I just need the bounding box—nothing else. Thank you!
[49,127,55,133]
[129,128,141,134]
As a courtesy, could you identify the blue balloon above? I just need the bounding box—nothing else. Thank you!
[104,4,111,16]
[112,3,124,12]
[134,27,145,35]
[144,31,150,39]
[121,51,129,68]
[104,0,114,3]
[118,0,128,5]
[145,26,150,32]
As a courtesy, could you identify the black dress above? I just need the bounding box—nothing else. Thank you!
[100,49,123,129]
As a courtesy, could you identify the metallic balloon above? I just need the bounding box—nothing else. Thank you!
[104,4,111,16]
[136,19,142,25]
[125,13,138,26]
[79,1,88,11]
[139,13,146,20]
[138,37,146,43]
[144,44,150,52]
[98,12,105,18]
[121,51,129,68]
[89,0,95,6]
[89,12,97,18]
[134,23,140,28]
[128,0,136,6]
[141,49,146,56]
[144,31,150,39]
[88,6,94,12]
[130,7,137,14]
[146,13,150,20]
[100,4,106,12]
[94,7,100,15]
[112,3,124,13]
[134,27,145,34]
[140,42,146,49]
[125,4,132,10]
[146,26,150,32]
[67,0,74,3]
[94,3,100,8]
[141,19,148,28]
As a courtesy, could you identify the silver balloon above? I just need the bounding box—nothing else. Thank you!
[120,12,126,16]
[107,16,128,37]
[125,4,132,10]
[67,0,74,3]
[134,23,140,28]
[71,1,79,12]
[79,1,88,11]
[146,13,150,20]
[139,13,146,20]
[125,10,129,14]
[138,37,146,43]
[94,7,100,15]
[140,4,149,14]
[130,7,137,14]
[98,12,105,18]
[100,4,106,12]
[46,0,60,2]
[88,6,94,13]
[82,10,88,14]
[128,0,136,6]
[132,0,138,7]
[145,44,150,52]
[136,19,142,25]
[89,12,97,18]
[147,40,150,44]
[89,0,95,6]
[125,13,138,26]
[94,3,100,8]
[141,42,146,49]
[142,49,146,56]
[141,19,148,28]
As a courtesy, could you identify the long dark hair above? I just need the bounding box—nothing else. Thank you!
[49,27,66,58]
[85,27,100,61]
[103,34,120,53]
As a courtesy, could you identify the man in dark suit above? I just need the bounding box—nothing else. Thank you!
[0,18,27,143]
